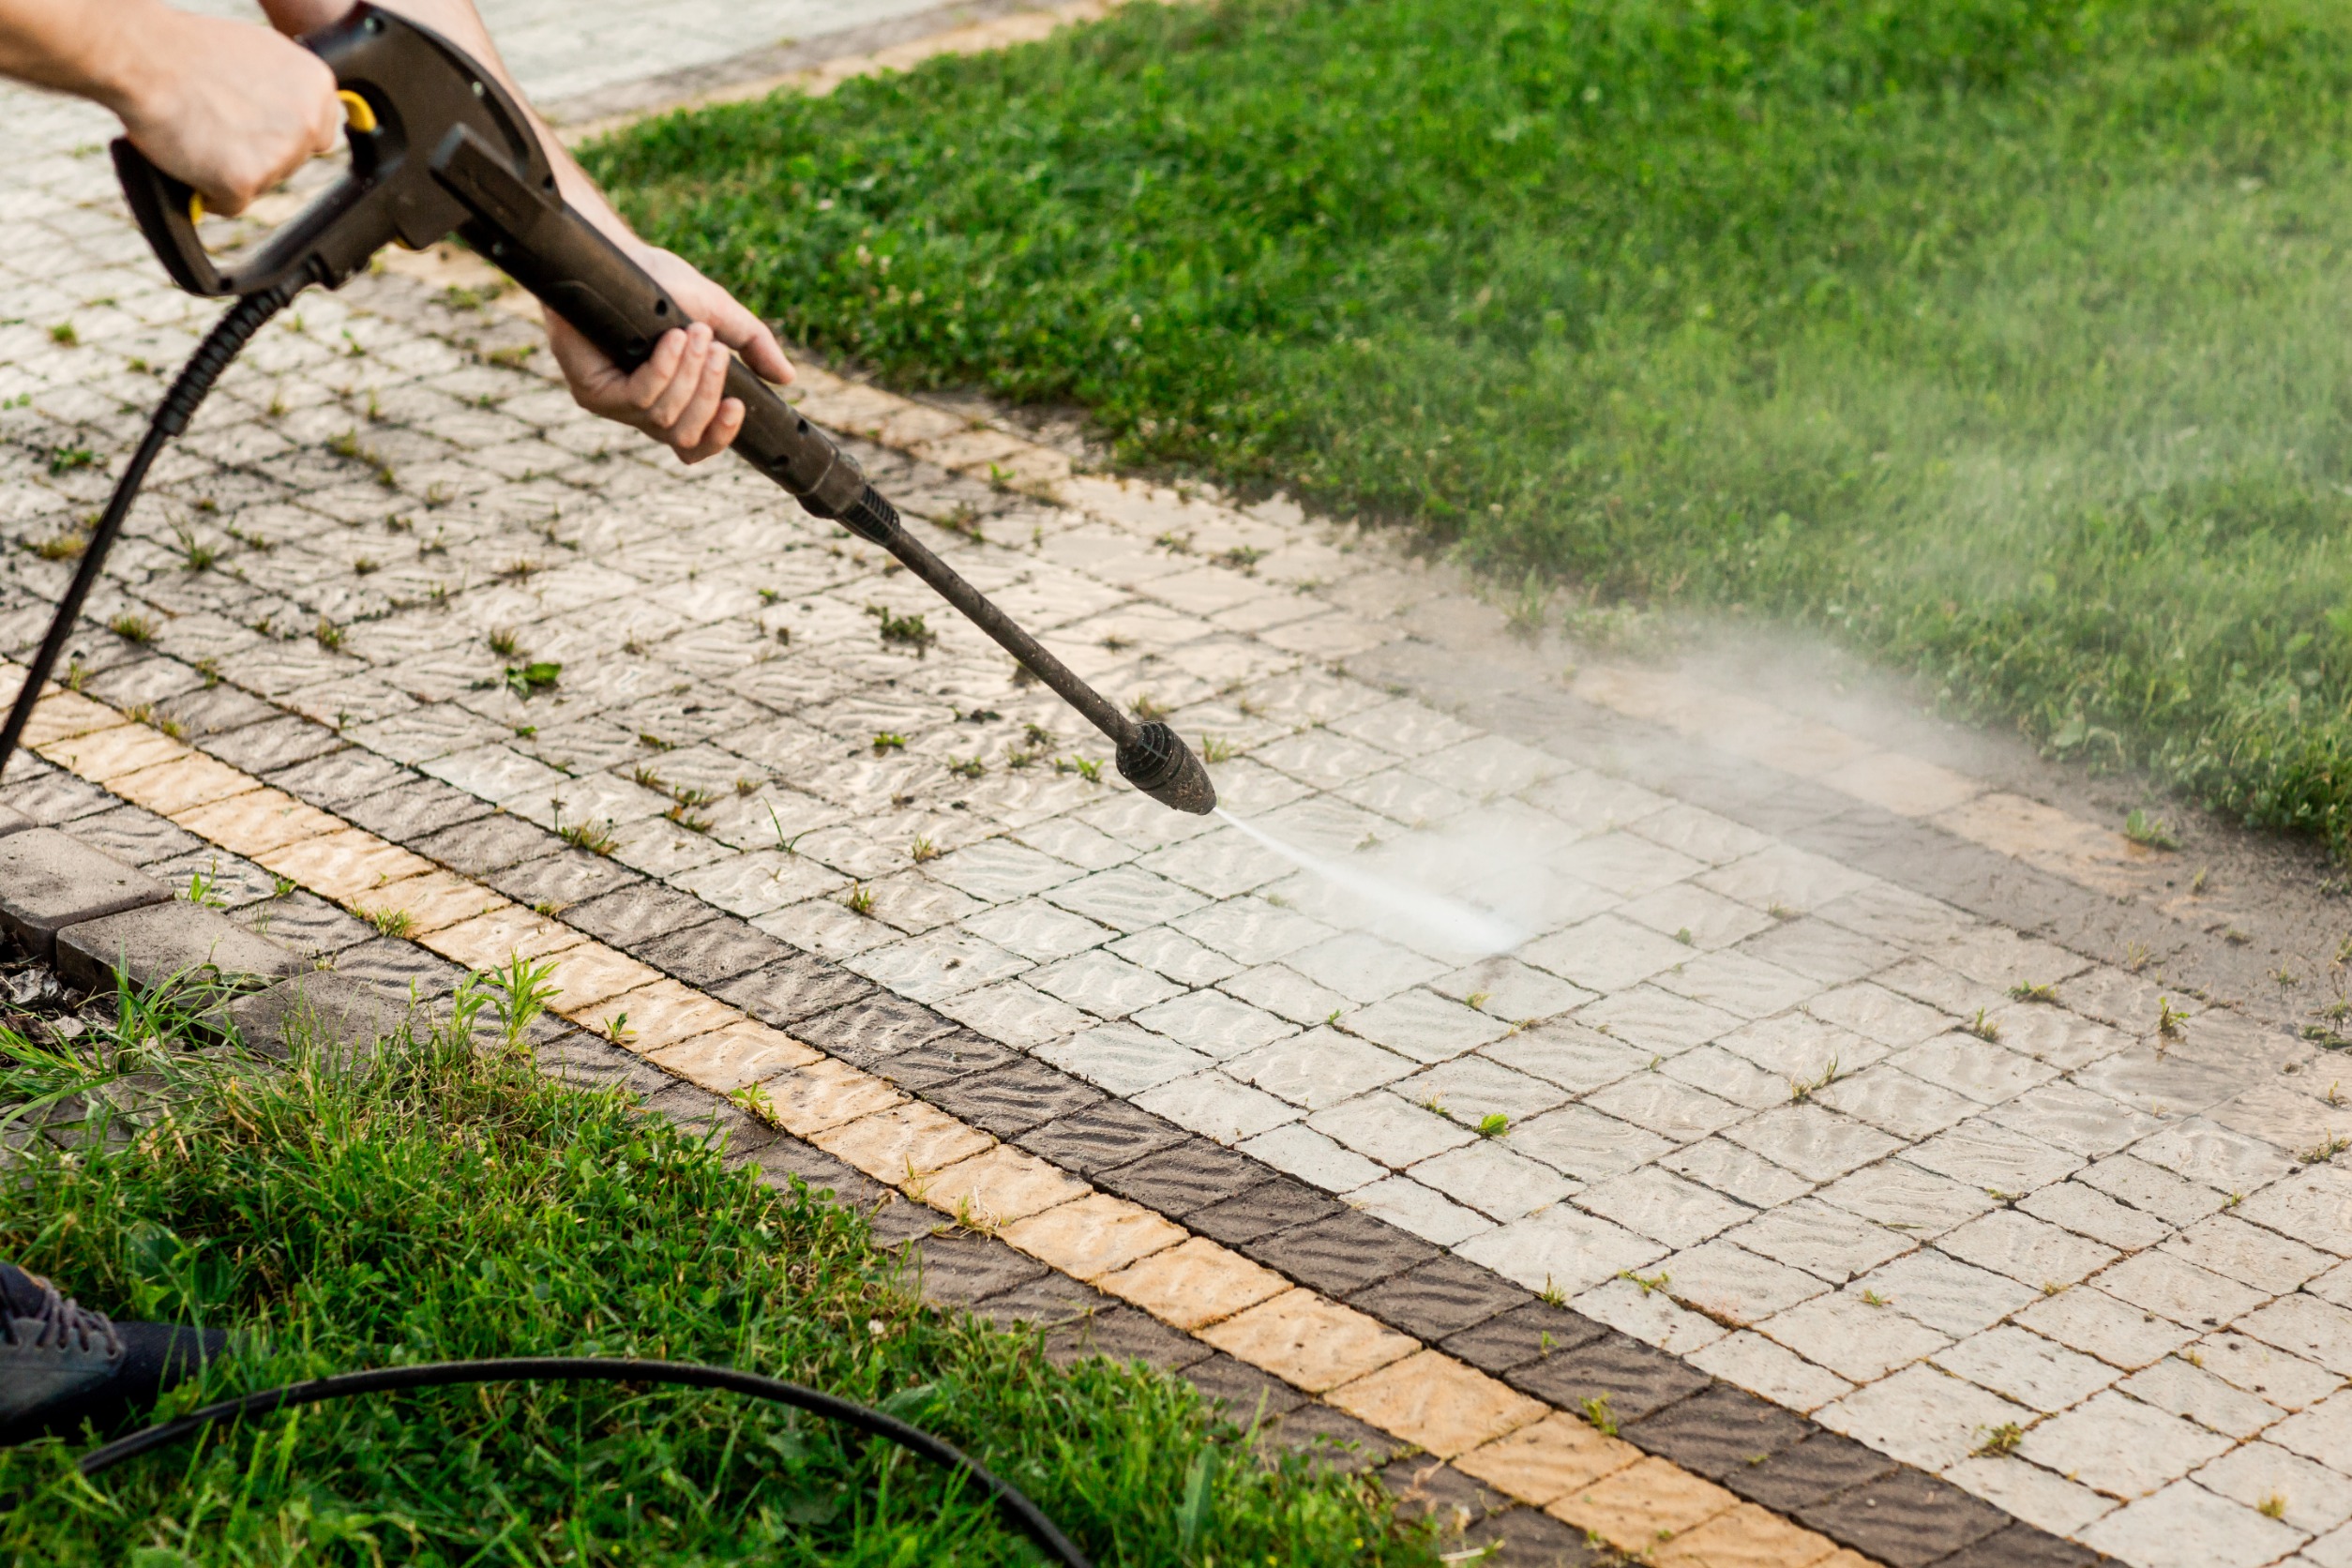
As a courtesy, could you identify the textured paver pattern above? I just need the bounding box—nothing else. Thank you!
[5,27,2349,1568]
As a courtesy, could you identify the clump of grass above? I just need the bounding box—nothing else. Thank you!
[557,814,618,856]
[504,661,561,698]
[867,603,936,652]
[30,532,85,561]
[487,626,522,657]
[594,0,2352,862]
[1199,733,1236,763]
[2125,808,2181,852]
[107,611,155,644]
[364,906,415,938]
[0,1018,1435,1562]
[1974,1422,2025,1458]
[912,836,942,863]
[871,731,907,753]
[845,882,876,916]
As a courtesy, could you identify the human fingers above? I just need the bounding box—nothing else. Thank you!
[635,249,795,385]
[116,14,342,215]
[674,400,746,466]
[640,323,718,432]
[647,333,731,452]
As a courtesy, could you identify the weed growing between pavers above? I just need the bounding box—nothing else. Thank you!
[591,0,2352,852]
[0,1009,1434,1565]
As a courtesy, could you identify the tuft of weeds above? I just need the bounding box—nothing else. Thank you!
[1057,755,1104,783]
[364,906,415,939]
[2158,996,2189,1035]
[2124,808,2181,851]
[2009,981,2058,1004]
[911,837,942,863]
[556,813,617,856]
[313,618,346,653]
[170,523,219,571]
[504,661,561,698]
[1788,1057,1840,1104]
[1199,733,1236,763]
[947,755,986,779]
[487,626,522,658]
[1973,1423,2025,1458]
[871,731,907,753]
[1964,1008,2001,1043]
[1475,1112,1509,1138]
[866,603,935,651]
[30,532,85,562]
[107,612,155,644]
[844,882,876,917]
[1130,692,1169,720]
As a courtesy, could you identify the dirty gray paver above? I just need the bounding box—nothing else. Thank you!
[6,47,2352,1568]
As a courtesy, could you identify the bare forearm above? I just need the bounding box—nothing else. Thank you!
[0,0,171,114]
[257,0,629,242]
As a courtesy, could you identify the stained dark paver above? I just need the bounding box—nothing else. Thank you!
[232,890,373,957]
[1349,1255,1532,1341]
[1237,1209,1438,1296]
[737,1134,883,1207]
[229,972,416,1061]
[332,936,468,999]
[867,1030,1018,1092]
[341,777,492,842]
[1095,1138,1274,1218]
[1622,1381,1813,1481]
[1014,1099,1189,1176]
[716,949,877,1026]
[1468,1502,1616,1566]
[1936,1522,2105,1568]
[203,712,347,775]
[564,879,722,953]
[487,848,641,911]
[1378,1455,1507,1527]
[1725,1430,1903,1515]
[1041,1304,1212,1372]
[640,1080,777,1157]
[909,1230,1048,1305]
[1184,1349,1307,1420]
[157,681,279,738]
[1262,1400,1405,1470]
[1188,1173,1345,1244]
[265,746,409,809]
[967,1270,1114,1329]
[794,992,957,1063]
[1796,1469,2011,1568]
[926,1057,1104,1137]
[1439,1303,1610,1376]
[634,916,787,989]
[410,812,558,877]
[1503,1333,1711,1425]
[71,806,203,867]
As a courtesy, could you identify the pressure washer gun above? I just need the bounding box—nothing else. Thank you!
[0,2,1213,816]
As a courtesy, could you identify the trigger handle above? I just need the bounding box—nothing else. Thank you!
[111,140,232,297]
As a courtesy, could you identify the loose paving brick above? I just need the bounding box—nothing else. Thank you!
[56,899,303,995]
[0,828,170,962]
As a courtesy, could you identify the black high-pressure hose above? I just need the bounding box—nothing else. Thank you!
[0,282,299,776]
[78,1356,1093,1567]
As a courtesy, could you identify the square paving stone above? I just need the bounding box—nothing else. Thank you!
[1096,1138,1273,1218]
[1189,1174,1345,1244]
[1464,1503,1615,1567]
[234,891,372,958]
[1440,1302,1610,1375]
[57,900,303,996]
[1933,1521,2104,1568]
[717,949,876,1026]
[158,683,278,738]
[867,1031,1020,1093]
[0,828,170,962]
[965,1272,1115,1330]
[736,1136,883,1208]
[2,767,113,825]
[927,1058,1104,1137]
[635,916,788,989]
[211,713,347,775]
[262,746,407,809]
[564,880,719,955]
[72,806,203,867]
[1187,1350,1309,1421]
[342,777,491,843]
[411,812,555,876]
[1015,1100,1189,1176]
[793,993,957,1064]
[1619,1381,1811,1481]
[331,937,466,1000]
[1721,1429,1896,1515]
[1349,1256,1534,1341]
[229,972,415,1062]
[1264,1400,1406,1471]
[641,1082,776,1157]
[1236,1208,1436,1295]
[1043,1305,1213,1371]
[488,849,641,912]
[1377,1456,1507,1530]
[911,1231,1048,1306]
[1796,1468,2010,1567]
[1503,1332,1711,1425]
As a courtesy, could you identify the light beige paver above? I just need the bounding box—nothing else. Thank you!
[1324,1348,1546,1459]
[1197,1289,1416,1393]
[1095,1236,1289,1330]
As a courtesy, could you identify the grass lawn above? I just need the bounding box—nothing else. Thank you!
[0,995,1432,1566]
[589,0,2352,851]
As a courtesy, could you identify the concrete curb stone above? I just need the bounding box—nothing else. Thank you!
[0,827,171,962]
[55,899,306,995]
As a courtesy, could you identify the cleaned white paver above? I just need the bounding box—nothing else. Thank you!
[7,19,2352,1566]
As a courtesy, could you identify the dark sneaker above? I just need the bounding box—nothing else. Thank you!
[0,1262,226,1445]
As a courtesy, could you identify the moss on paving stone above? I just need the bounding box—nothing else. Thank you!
[590,0,2352,855]
[0,1009,1440,1565]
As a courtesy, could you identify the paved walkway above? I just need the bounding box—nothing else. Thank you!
[8,11,2352,1568]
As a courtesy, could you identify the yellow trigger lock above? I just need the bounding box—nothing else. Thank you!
[183,93,375,228]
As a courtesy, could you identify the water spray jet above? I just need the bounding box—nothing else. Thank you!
[1215,808,1524,958]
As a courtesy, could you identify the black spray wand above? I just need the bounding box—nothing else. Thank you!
[0,2,1214,816]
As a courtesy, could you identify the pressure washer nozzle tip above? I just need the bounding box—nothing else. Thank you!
[1116,721,1216,814]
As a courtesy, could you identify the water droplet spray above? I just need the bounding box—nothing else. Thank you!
[1215,807,1523,957]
